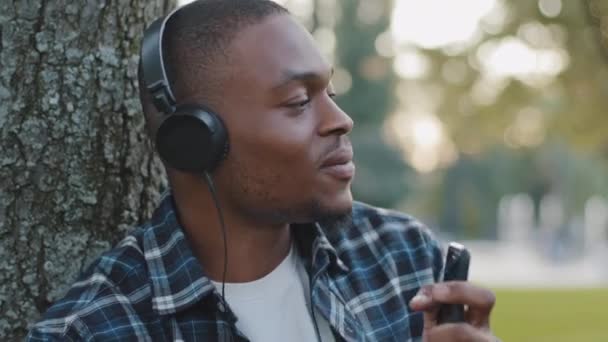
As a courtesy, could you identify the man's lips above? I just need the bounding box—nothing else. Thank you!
[320,147,355,180]
[320,147,353,167]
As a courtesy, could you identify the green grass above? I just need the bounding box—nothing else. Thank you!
[491,288,608,342]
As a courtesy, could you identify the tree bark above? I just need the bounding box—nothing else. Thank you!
[0,0,175,339]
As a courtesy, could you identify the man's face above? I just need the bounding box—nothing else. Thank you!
[204,14,355,224]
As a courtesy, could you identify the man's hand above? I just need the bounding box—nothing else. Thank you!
[409,281,498,341]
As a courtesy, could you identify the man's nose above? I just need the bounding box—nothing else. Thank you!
[318,95,354,137]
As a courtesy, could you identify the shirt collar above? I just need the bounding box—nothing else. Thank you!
[294,222,350,274]
[142,191,349,316]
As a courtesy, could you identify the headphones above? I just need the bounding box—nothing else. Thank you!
[140,6,229,173]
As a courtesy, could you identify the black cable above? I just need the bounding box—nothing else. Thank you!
[203,172,320,342]
[203,172,228,308]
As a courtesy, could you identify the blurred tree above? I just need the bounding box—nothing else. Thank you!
[300,0,608,236]
[333,0,394,126]
[0,1,172,339]
[398,0,608,237]
[330,0,414,207]
[425,1,608,154]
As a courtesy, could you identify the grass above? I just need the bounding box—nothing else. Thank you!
[491,288,608,342]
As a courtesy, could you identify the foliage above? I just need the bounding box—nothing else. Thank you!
[309,0,608,235]
[326,0,411,207]
[282,0,608,235]
[421,1,608,153]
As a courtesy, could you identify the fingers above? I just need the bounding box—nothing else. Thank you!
[431,282,496,313]
[410,282,495,312]
[409,285,438,330]
[432,281,495,328]
[410,286,441,332]
[423,323,496,342]
[409,285,437,310]
[409,282,496,328]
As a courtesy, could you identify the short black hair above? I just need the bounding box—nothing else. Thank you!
[164,0,288,102]
[138,0,289,139]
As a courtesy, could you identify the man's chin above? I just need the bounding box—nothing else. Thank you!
[316,210,353,232]
[307,198,353,229]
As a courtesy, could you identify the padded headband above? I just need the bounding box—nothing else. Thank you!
[140,7,182,114]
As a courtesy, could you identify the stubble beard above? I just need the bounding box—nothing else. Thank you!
[262,198,354,231]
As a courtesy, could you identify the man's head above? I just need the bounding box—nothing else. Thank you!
[138,0,355,225]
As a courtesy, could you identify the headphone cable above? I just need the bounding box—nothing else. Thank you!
[203,172,228,311]
[203,172,320,342]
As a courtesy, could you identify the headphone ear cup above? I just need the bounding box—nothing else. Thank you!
[156,104,229,173]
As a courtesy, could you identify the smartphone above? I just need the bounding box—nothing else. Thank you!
[437,242,470,324]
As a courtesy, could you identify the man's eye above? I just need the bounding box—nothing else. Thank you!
[287,98,311,108]
[286,91,335,109]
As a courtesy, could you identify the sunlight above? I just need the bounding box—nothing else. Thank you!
[538,0,562,18]
[503,107,546,148]
[332,67,352,95]
[357,1,386,26]
[375,31,395,57]
[393,50,430,79]
[477,37,569,84]
[385,112,455,173]
[391,0,496,49]
[313,27,336,59]
[480,38,538,76]
[411,115,442,149]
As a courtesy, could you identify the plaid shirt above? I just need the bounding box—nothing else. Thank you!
[27,192,443,341]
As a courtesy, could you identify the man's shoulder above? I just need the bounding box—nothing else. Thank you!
[349,201,439,246]
[324,202,443,340]
[328,201,444,281]
[28,226,153,340]
[352,200,420,224]
[80,227,149,283]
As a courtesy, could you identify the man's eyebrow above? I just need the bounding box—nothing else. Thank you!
[272,67,334,90]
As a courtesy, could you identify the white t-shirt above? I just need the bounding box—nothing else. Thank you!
[211,244,335,342]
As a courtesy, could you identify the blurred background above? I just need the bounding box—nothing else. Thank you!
[180,0,608,340]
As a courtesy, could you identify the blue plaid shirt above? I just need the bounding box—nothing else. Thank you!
[28,192,443,341]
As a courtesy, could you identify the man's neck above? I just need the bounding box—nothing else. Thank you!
[170,174,293,283]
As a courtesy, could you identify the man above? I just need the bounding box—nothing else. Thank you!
[28,0,498,341]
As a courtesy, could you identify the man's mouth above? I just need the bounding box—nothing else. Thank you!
[320,147,355,180]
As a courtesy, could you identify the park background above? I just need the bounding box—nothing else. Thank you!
[1,0,607,340]
[262,1,608,340]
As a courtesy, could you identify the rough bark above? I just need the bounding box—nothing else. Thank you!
[0,0,175,339]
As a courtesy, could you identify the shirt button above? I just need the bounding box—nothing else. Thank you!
[217,301,226,312]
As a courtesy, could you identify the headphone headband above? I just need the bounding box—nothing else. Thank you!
[139,4,230,173]
[141,7,182,114]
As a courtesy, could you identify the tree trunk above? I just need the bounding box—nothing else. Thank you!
[0,0,175,339]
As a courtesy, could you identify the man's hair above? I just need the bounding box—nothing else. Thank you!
[137,0,289,140]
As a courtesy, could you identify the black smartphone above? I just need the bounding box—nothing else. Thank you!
[437,242,470,324]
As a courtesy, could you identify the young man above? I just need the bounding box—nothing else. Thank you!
[28,0,498,341]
